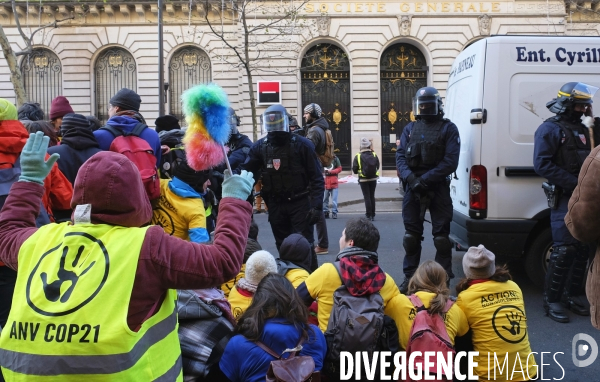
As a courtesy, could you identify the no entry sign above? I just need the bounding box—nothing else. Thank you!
[257,81,281,105]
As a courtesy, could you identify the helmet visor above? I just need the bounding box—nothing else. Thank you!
[413,96,439,116]
[561,82,599,104]
[262,111,289,133]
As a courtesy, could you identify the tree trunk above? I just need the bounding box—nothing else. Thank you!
[241,9,258,142]
[0,25,27,107]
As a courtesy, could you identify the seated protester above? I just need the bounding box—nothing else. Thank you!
[177,288,236,381]
[277,233,312,288]
[456,245,537,382]
[228,250,277,320]
[25,120,59,147]
[0,133,255,380]
[387,260,469,350]
[221,220,262,298]
[218,273,326,382]
[152,157,211,243]
[297,217,401,332]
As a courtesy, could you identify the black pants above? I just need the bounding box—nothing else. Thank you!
[265,196,318,271]
[315,210,329,248]
[359,181,377,217]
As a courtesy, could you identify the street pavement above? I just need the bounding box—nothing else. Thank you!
[251,181,600,379]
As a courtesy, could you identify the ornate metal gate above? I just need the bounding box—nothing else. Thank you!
[21,48,62,120]
[380,43,427,170]
[169,47,211,123]
[301,44,351,169]
[95,48,137,124]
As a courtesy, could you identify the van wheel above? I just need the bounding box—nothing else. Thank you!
[525,227,553,289]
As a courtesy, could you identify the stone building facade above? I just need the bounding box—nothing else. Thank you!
[0,0,597,170]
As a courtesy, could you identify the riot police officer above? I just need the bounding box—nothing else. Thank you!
[396,87,460,293]
[533,82,600,323]
[239,104,324,271]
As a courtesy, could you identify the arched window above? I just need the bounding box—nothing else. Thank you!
[21,48,62,120]
[380,43,427,169]
[169,47,211,122]
[95,48,137,124]
[300,43,351,168]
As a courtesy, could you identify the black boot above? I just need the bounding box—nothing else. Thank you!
[544,295,570,323]
[543,246,576,323]
[399,278,410,295]
[563,247,591,316]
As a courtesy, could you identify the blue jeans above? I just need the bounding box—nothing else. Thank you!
[323,188,338,214]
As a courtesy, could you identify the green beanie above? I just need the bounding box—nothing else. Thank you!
[0,99,17,121]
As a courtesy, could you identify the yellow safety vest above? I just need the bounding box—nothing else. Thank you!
[0,222,182,381]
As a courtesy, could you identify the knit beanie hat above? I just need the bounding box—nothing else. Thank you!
[0,99,17,121]
[155,114,180,133]
[109,88,141,112]
[245,250,277,286]
[49,96,74,120]
[303,103,322,118]
[60,113,92,134]
[360,137,371,150]
[462,244,496,279]
[173,158,211,191]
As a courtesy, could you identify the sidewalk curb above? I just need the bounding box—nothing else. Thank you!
[338,196,403,208]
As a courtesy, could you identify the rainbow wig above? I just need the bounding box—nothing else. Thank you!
[181,83,231,171]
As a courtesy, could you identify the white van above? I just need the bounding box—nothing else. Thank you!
[445,36,600,288]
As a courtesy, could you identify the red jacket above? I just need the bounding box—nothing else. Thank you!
[324,156,342,190]
[0,120,73,218]
[0,151,252,331]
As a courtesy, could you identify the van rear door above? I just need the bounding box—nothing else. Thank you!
[446,40,487,218]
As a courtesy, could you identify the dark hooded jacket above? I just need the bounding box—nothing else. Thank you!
[48,126,102,186]
[0,151,252,331]
[306,116,329,156]
[277,233,312,272]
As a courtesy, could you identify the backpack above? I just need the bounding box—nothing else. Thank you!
[101,123,160,200]
[318,128,335,167]
[323,262,385,377]
[0,156,50,228]
[405,295,455,382]
[360,151,378,179]
[255,338,321,382]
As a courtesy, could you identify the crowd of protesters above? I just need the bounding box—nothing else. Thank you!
[0,90,543,382]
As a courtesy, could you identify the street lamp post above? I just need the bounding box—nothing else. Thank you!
[158,0,165,116]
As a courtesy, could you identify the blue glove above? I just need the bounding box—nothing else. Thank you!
[19,132,59,185]
[221,169,254,200]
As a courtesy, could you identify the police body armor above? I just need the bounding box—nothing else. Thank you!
[260,136,309,199]
[549,116,591,176]
[405,119,448,176]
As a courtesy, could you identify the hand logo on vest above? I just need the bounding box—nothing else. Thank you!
[40,245,96,303]
[501,312,522,336]
[491,305,527,344]
[26,232,110,317]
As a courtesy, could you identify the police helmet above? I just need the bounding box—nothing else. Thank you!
[547,82,599,114]
[261,104,289,133]
[288,113,299,128]
[228,107,240,135]
[413,87,443,117]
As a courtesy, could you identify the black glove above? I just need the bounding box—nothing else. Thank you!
[307,208,321,225]
[407,173,427,194]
